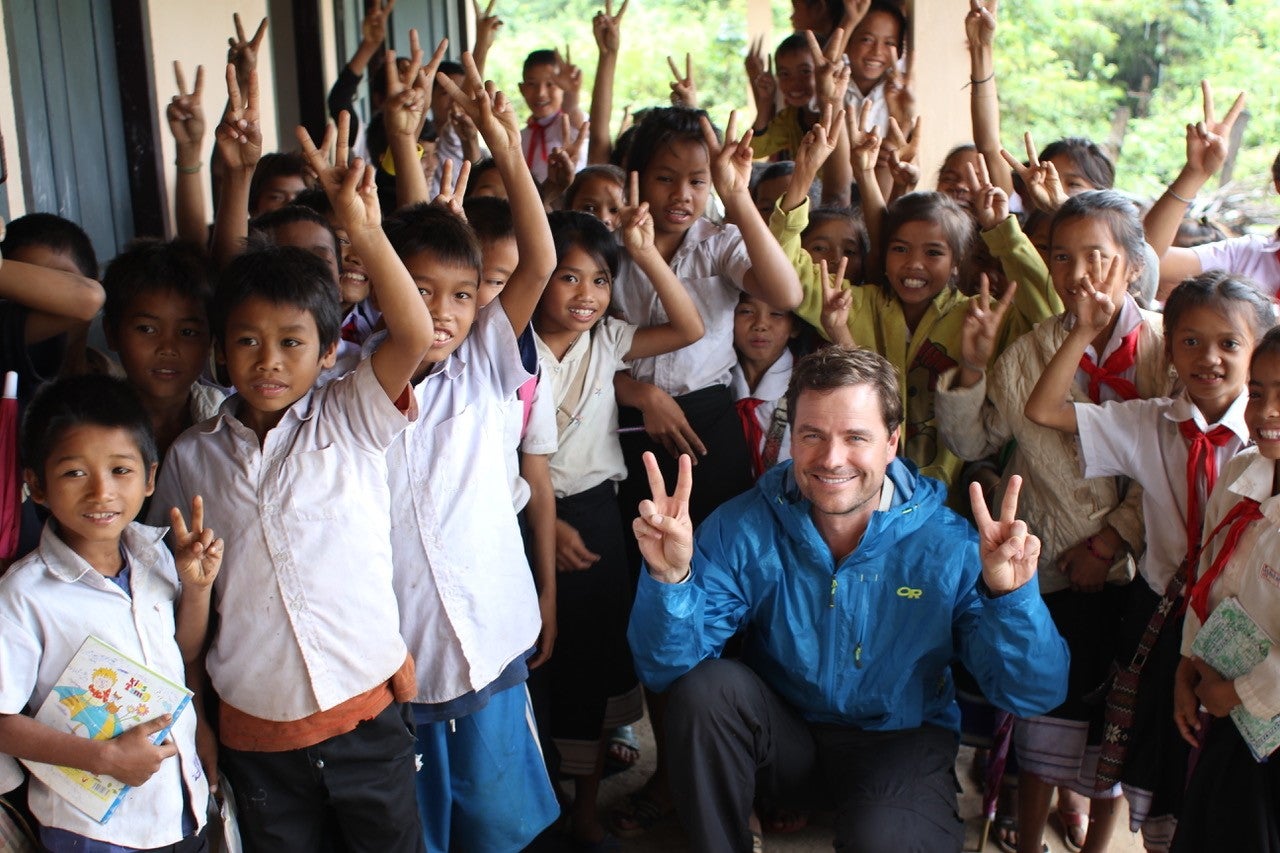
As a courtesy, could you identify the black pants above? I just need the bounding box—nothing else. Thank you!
[666,659,965,853]
[220,702,425,853]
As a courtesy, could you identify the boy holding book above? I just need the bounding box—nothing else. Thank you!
[0,375,220,850]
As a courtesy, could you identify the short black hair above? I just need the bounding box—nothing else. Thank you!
[462,158,502,199]
[1,213,98,277]
[102,239,214,334]
[384,202,483,273]
[249,204,340,265]
[213,245,342,352]
[775,33,811,58]
[1163,270,1276,345]
[880,192,974,290]
[248,152,308,215]
[290,187,334,219]
[1038,137,1115,190]
[523,49,559,77]
[565,164,626,210]
[438,60,464,78]
[625,106,716,178]
[463,196,516,244]
[21,375,157,488]
[548,210,620,280]
[804,206,870,258]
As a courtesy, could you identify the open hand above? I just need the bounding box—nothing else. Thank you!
[171,495,223,591]
[970,474,1040,594]
[641,384,707,462]
[633,451,694,582]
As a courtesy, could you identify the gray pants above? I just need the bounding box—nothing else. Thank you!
[666,659,965,853]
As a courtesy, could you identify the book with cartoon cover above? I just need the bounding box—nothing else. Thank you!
[19,636,192,823]
[1190,596,1280,761]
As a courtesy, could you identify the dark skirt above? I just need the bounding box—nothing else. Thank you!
[548,481,639,745]
[1044,584,1131,728]
[1171,716,1280,852]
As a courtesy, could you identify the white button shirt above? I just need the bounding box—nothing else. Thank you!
[611,218,752,395]
[149,359,410,720]
[729,348,794,468]
[1076,390,1250,595]
[383,303,542,704]
[0,523,207,848]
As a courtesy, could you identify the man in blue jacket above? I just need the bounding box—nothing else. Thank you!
[628,347,1068,852]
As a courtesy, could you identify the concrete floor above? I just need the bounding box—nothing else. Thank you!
[585,711,1147,852]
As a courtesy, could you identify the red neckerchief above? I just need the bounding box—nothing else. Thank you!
[1187,497,1264,621]
[525,112,561,169]
[1178,419,1236,555]
[735,397,766,480]
[1079,326,1141,403]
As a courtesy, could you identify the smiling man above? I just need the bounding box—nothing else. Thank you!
[627,346,1068,853]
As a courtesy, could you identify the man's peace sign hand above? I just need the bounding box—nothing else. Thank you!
[970,474,1040,595]
[633,451,694,583]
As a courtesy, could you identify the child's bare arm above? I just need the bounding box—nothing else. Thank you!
[1025,254,1121,433]
[849,103,885,276]
[619,173,705,360]
[0,260,104,346]
[614,372,707,461]
[167,62,209,248]
[0,712,178,787]
[1145,81,1245,299]
[555,47,587,121]
[965,0,1013,196]
[211,65,261,269]
[588,0,626,164]
[299,114,433,399]
[171,496,222,665]
[437,55,556,335]
[703,113,802,310]
[384,34,448,209]
[521,451,557,669]
[745,37,776,133]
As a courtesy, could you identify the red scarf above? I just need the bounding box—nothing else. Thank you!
[1187,497,1264,621]
[525,112,560,169]
[735,397,766,480]
[1078,327,1140,403]
[1178,419,1237,556]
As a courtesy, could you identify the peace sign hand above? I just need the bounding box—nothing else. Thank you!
[215,64,262,173]
[171,495,223,591]
[633,451,695,583]
[807,28,850,108]
[793,102,845,181]
[819,256,855,346]
[999,131,1067,213]
[298,111,381,235]
[435,53,521,157]
[593,0,627,55]
[167,62,205,150]
[969,474,1040,595]
[964,0,999,49]
[668,54,697,108]
[361,0,395,47]
[963,157,1008,231]
[619,171,655,258]
[472,0,504,54]
[433,158,471,219]
[1068,251,1120,335]
[226,13,268,90]
[848,100,882,175]
[701,112,754,201]
[1185,80,1246,179]
[960,273,1016,373]
[382,33,427,140]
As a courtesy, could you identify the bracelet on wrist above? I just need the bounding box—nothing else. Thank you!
[969,72,995,86]
[1085,535,1116,563]
[175,161,202,174]
[1165,186,1196,205]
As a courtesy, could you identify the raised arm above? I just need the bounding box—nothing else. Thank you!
[1145,81,1245,299]
[745,36,777,134]
[383,34,444,208]
[704,113,803,309]
[965,0,1013,195]
[588,0,627,164]
[167,62,209,248]
[471,0,503,76]
[0,259,104,345]
[1024,256,1120,434]
[437,53,556,334]
[809,28,853,207]
[848,102,885,276]
[621,173,706,360]
[211,65,261,268]
[299,113,433,399]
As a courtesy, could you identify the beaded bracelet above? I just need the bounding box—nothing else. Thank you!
[175,161,202,174]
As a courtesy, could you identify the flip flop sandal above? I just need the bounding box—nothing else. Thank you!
[1051,808,1088,853]
[609,789,675,839]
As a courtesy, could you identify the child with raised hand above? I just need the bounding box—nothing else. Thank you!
[150,111,433,852]
[773,106,1060,488]
[535,182,703,847]
[1171,326,1280,853]
[520,49,586,183]
[587,0,628,165]
[1142,82,1262,301]
[0,376,219,851]
[166,61,209,248]
[372,53,561,852]
[101,240,223,459]
[937,190,1174,853]
[1026,269,1274,851]
[563,164,626,231]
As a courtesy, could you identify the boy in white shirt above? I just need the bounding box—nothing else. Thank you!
[374,57,561,851]
[0,376,219,851]
[150,119,433,852]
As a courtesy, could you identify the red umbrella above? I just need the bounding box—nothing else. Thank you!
[0,371,19,560]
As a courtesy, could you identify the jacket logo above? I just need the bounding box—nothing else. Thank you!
[896,586,923,599]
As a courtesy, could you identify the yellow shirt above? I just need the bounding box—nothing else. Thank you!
[750,106,809,160]
[772,200,1063,488]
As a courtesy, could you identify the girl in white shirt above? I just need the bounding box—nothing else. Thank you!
[534,204,703,848]
[1171,327,1280,852]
